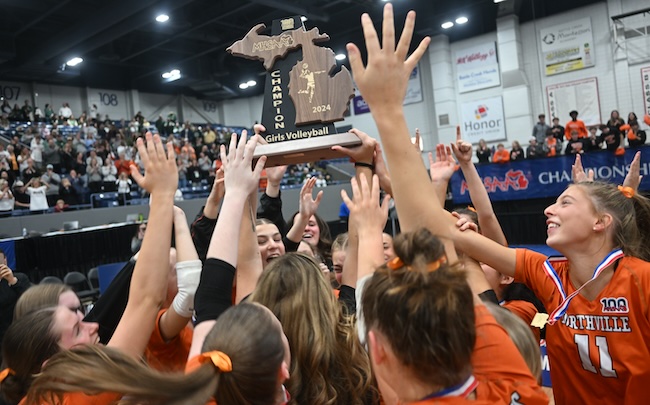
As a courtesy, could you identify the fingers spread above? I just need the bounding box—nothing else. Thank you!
[382,3,395,53]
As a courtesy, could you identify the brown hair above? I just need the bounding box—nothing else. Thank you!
[288,212,332,262]
[1,308,60,404]
[484,303,541,380]
[453,207,479,231]
[22,303,285,405]
[574,182,650,261]
[362,228,475,388]
[14,284,72,319]
[250,253,375,405]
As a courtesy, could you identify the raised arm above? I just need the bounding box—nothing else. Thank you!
[158,206,202,341]
[286,177,323,245]
[108,133,178,358]
[235,193,264,303]
[189,133,266,358]
[451,132,508,246]
[347,4,516,274]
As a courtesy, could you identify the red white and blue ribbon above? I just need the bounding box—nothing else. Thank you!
[421,375,478,400]
[542,249,624,324]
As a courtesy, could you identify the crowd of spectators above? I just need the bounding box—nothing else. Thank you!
[478,110,649,164]
[0,101,333,216]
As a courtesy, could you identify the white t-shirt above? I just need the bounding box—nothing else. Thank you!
[27,186,48,211]
[0,190,14,211]
[59,106,72,118]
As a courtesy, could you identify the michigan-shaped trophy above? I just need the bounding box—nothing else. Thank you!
[227,16,360,165]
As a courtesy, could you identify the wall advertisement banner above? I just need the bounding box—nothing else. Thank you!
[540,17,595,76]
[460,96,506,144]
[455,42,500,93]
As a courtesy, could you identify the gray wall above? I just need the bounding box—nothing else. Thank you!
[0,183,351,238]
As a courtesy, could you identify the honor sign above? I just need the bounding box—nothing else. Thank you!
[460,96,506,144]
[228,16,359,165]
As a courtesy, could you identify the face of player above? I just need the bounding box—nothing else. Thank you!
[257,223,286,268]
[302,215,320,248]
[382,233,395,262]
[544,185,599,252]
[332,250,346,285]
[53,305,100,349]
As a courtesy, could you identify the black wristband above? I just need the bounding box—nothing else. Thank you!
[354,162,375,170]
[194,258,236,324]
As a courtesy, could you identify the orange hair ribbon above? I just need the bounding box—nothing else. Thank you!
[618,185,635,199]
[387,256,447,273]
[466,206,477,213]
[198,351,233,373]
[0,368,14,383]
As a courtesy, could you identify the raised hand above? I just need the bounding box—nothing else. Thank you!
[221,131,266,198]
[341,173,391,234]
[130,132,178,196]
[623,151,643,192]
[452,211,479,233]
[450,126,473,164]
[0,264,17,284]
[571,154,594,183]
[332,128,377,164]
[298,177,324,220]
[429,144,456,184]
[347,4,430,112]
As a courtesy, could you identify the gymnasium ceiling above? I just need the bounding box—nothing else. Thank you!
[0,0,603,101]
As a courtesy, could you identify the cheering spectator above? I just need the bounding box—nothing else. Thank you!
[41,164,61,206]
[526,138,543,159]
[21,158,39,182]
[24,177,49,212]
[43,103,54,122]
[532,114,550,144]
[550,117,564,144]
[492,143,510,163]
[42,138,62,173]
[114,151,133,177]
[628,112,639,125]
[476,139,491,163]
[544,131,560,157]
[21,100,33,121]
[627,121,647,147]
[510,140,525,161]
[599,124,621,152]
[101,157,118,191]
[116,172,132,206]
[30,134,44,169]
[58,177,79,206]
[58,102,72,118]
[607,110,625,129]
[565,130,585,155]
[0,179,14,215]
[564,110,588,140]
[584,126,602,151]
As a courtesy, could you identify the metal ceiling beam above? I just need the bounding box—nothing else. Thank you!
[15,0,74,35]
[16,0,162,65]
[120,3,254,62]
[248,0,330,22]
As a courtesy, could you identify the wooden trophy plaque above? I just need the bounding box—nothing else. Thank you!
[227,16,360,166]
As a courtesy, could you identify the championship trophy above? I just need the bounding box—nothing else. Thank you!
[228,16,360,166]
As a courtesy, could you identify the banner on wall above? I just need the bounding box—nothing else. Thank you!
[540,17,595,76]
[642,67,650,117]
[455,42,500,93]
[352,65,422,115]
[450,147,650,203]
[460,96,506,144]
[546,77,601,125]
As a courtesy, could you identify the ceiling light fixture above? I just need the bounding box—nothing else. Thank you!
[455,16,468,24]
[441,21,454,29]
[239,83,249,89]
[66,57,83,67]
[335,53,346,61]
[246,80,257,87]
[494,0,507,3]
[162,69,181,82]
[156,14,170,23]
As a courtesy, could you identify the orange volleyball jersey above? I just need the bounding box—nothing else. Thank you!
[515,249,650,405]
[502,299,541,342]
[144,309,193,372]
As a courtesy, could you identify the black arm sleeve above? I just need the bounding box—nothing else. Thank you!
[338,285,356,315]
[11,273,31,295]
[194,258,236,325]
[283,236,300,253]
[478,289,499,305]
[190,207,217,262]
[257,191,287,235]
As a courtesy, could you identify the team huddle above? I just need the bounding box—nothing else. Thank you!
[1,4,649,405]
